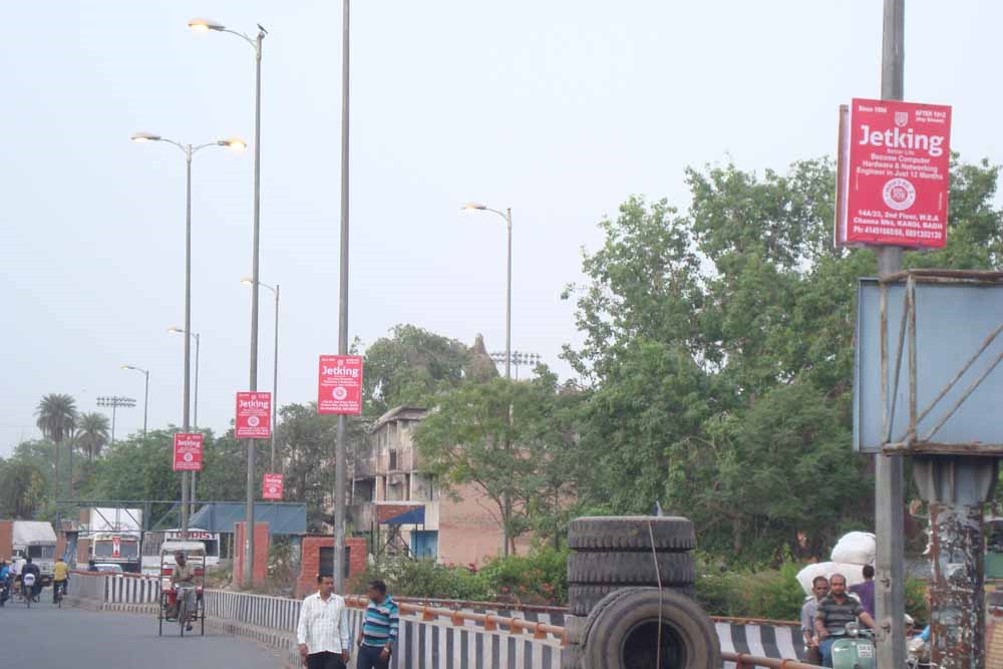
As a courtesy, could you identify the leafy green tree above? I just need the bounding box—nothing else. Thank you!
[75,412,110,462]
[0,459,48,518]
[363,324,470,416]
[563,156,1003,560]
[415,375,577,556]
[35,393,78,494]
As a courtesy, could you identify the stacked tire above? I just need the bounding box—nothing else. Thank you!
[562,516,719,669]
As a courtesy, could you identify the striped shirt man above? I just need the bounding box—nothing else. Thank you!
[357,580,399,669]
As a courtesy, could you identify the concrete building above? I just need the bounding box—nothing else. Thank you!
[350,405,520,566]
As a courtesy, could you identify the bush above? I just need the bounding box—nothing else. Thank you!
[479,547,569,605]
[349,558,491,601]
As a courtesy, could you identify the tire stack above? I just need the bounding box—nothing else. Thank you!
[562,516,718,669]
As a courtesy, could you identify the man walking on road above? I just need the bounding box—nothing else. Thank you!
[297,574,351,669]
[357,580,399,669]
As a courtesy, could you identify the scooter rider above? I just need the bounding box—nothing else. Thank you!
[815,573,877,667]
[21,557,42,602]
[0,561,10,606]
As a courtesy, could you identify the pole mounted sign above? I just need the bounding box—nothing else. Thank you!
[236,391,272,439]
[262,473,284,501]
[172,433,203,472]
[317,355,363,415]
[836,98,952,248]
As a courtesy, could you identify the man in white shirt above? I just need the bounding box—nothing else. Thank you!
[297,574,351,669]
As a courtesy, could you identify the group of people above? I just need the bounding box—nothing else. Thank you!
[801,565,929,667]
[0,556,71,606]
[296,575,400,669]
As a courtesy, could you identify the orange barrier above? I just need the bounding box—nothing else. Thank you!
[343,595,567,645]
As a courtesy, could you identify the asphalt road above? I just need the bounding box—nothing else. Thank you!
[1,595,285,668]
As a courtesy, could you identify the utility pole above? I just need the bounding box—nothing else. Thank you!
[333,0,351,594]
[874,2,906,668]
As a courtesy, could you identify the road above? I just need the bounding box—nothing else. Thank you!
[1,597,286,668]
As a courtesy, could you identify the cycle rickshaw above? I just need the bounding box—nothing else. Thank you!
[157,540,206,637]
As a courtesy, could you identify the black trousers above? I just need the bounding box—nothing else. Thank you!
[357,645,391,669]
[306,652,346,669]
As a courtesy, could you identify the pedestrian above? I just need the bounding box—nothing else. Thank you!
[357,580,399,669]
[815,573,877,667]
[297,574,351,669]
[801,576,829,665]
[848,564,875,617]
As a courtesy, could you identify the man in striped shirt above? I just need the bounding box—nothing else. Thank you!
[356,580,399,669]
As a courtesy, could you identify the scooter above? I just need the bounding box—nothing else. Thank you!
[831,622,876,669]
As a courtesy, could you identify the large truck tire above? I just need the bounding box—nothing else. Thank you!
[568,551,695,585]
[560,642,583,669]
[568,583,696,617]
[565,614,587,644]
[568,516,695,552]
[582,588,720,669]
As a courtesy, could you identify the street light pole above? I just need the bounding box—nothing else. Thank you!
[133,132,244,540]
[121,365,150,436]
[242,279,280,472]
[462,203,513,379]
[187,16,266,586]
[334,0,351,594]
[168,328,201,429]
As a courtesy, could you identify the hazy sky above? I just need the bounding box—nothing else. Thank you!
[3,1,1002,455]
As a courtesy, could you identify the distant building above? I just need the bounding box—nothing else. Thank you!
[350,405,523,566]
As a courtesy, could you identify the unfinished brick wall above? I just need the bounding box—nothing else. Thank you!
[0,521,12,561]
[296,535,367,597]
[233,522,270,587]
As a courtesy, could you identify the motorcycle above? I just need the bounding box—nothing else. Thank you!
[831,622,876,669]
[0,580,8,607]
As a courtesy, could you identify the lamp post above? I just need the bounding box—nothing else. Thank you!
[462,203,513,379]
[242,278,280,472]
[169,327,202,508]
[167,327,201,428]
[132,132,244,539]
[95,396,137,446]
[120,365,150,436]
[490,351,541,381]
[189,16,267,586]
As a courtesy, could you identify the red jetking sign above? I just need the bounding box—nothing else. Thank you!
[317,355,363,415]
[172,433,204,472]
[236,391,272,439]
[836,98,952,248]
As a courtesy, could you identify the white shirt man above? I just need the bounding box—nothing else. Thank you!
[297,575,351,669]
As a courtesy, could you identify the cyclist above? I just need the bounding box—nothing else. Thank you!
[21,557,41,602]
[53,556,69,603]
[171,551,197,631]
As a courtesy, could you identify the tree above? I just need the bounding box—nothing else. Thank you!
[562,156,1003,561]
[75,412,110,462]
[363,324,470,416]
[415,375,576,556]
[35,393,78,494]
[0,459,48,518]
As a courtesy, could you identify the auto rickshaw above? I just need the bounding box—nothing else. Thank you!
[157,540,206,637]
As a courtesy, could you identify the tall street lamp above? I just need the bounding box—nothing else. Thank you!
[167,327,201,428]
[242,278,280,472]
[132,132,244,539]
[462,203,513,379]
[189,16,267,586]
[120,365,150,436]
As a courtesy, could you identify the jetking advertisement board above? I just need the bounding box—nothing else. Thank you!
[836,98,951,248]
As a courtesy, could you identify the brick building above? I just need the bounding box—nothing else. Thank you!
[350,406,524,567]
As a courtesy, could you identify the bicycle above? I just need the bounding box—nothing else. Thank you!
[53,581,66,608]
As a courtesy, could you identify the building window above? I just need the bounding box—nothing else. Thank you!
[389,449,398,471]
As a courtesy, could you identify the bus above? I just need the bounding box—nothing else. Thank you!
[141,528,221,575]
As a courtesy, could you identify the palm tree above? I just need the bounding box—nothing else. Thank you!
[35,393,78,492]
[75,412,111,462]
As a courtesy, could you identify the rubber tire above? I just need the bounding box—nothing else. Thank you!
[568,584,696,617]
[568,551,695,585]
[565,614,587,645]
[582,588,720,669]
[568,516,696,552]
[560,643,583,669]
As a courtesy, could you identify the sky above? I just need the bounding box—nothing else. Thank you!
[2,1,1003,455]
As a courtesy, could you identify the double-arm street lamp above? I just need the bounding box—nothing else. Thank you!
[188,16,267,586]
[132,132,244,538]
[120,365,150,436]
